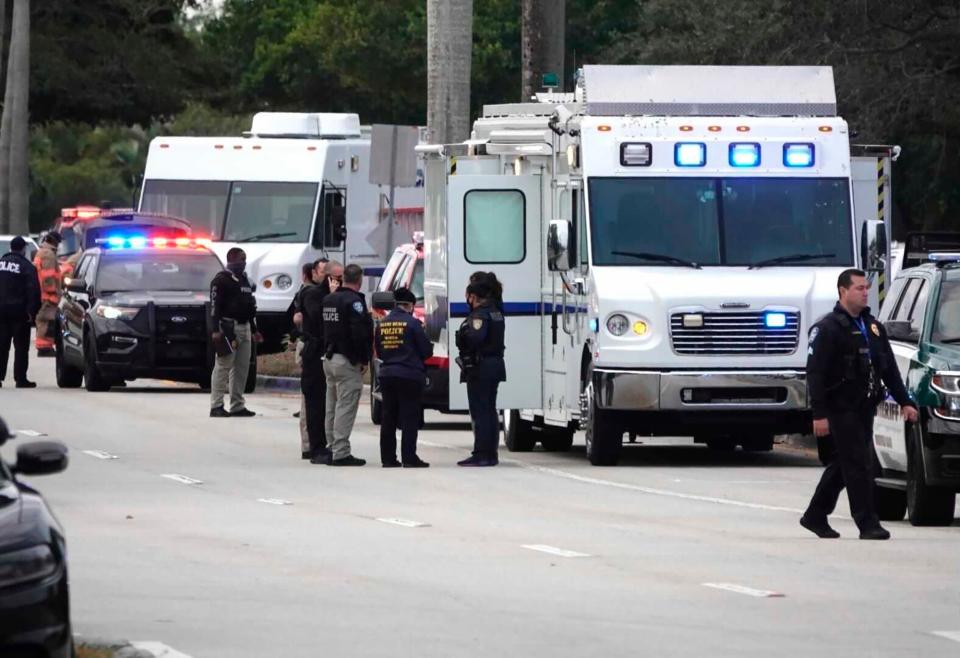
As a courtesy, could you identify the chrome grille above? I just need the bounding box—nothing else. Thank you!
[670,311,800,355]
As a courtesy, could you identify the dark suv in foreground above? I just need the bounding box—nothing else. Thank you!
[55,236,237,391]
[0,419,72,657]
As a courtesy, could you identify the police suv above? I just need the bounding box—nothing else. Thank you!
[873,254,960,526]
[54,233,227,391]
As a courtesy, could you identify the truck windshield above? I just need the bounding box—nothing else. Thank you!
[96,252,223,293]
[140,180,318,243]
[588,177,853,267]
[932,277,960,344]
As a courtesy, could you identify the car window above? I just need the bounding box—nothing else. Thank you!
[892,278,922,323]
[96,253,222,292]
[409,259,424,301]
[379,250,408,292]
[395,255,416,291]
[932,278,960,343]
[80,255,97,288]
[909,280,930,334]
[878,276,907,321]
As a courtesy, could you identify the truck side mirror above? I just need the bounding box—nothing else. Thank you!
[862,219,887,273]
[547,219,574,272]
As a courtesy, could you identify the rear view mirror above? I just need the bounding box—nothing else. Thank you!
[547,219,574,271]
[371,291,396,312]
[14,441,69,476]
[65,278,87,294]
[884,320,919,344]
[862,219,887,273]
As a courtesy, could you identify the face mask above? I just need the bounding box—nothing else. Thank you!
[227,262,246,276]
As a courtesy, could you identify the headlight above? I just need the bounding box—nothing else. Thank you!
[96,305,140,320]
[931,373,960,395]
[0,544,58,589]
[606,314,630,336]
[276,274,293,290]
[931,372,960,420]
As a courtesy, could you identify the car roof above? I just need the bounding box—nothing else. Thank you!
[0,234,38,243]
[88,246,221,259]
[79,212,192,230]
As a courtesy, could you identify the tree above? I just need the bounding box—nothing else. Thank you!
[0,0,28,234]
[521,0,565,100]
[426,0,473,144]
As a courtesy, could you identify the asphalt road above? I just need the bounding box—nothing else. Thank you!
[2,361,959,658]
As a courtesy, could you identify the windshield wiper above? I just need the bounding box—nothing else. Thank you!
[611,251,702,269]
[238,232,297,243]
[938,337,960,344]
[748,253,835,269]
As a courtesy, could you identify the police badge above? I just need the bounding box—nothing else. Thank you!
[352,301,364,314]
[871,323,880,336]
[472,318,483,330]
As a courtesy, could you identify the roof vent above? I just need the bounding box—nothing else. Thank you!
[248,112,362,139]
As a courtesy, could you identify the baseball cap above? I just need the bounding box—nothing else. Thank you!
[394,287,417,304]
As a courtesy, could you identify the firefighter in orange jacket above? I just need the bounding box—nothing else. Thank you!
[33,231,62,356]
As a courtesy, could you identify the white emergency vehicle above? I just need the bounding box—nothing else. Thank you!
[139,112,423,350]
[420,65,887,465]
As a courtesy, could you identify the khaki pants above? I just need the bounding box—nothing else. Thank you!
[323,353,364,459]
[210,321,252,413]
[295,340,309,453]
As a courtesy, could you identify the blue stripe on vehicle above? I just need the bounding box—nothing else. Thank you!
[449,301,588,317]
[364,267,386,277]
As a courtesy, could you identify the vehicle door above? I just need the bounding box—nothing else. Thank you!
[61,254,97,358]
[875,273,928,469]
[446,175,543,411]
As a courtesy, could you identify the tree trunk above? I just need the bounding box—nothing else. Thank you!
[426,0,473,145]
[0,0,8,92]
[0,0,8,232]
[521,0,565,101]
[5,0,27,234]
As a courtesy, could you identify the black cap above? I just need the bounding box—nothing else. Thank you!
[394,287,417,304]
[9,236,26,251]
[44,230,62,245]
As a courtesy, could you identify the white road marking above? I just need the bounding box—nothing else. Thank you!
[161,474,203,486]
[932,631,960,643]
[82,450,118,460]
[522,544,591,558]
[130,641,193,658]
[376,517,430,528]
[702,583,785,598]
[257,498,292,506]
[16,429,45,437]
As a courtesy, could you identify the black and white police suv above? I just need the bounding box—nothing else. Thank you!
[54,233,234,391]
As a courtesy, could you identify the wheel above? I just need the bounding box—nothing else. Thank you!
[55,330,83,388]
[906,424,956,526]
[583,379,621,465]
[740,434,774,452]
[702,436,736,451]
[244,343,257,394]
[875,485,907,521]
[371,387,382,425]
[196,366,212,390]
[503,409,537,452]
[540,426,574,452]
[83,331,110,392]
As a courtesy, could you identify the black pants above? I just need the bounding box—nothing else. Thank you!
[0,319,30,384]
[805,409,880,531]
[467,378,500,459]
[379,376,424,464]
[301,347,328,456]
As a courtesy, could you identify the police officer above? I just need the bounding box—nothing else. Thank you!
[456,273,506,467]
[292,259,323,457]
[209,247,263,417]
[322,263,372,466]
[33,231,62,357]
[299,259,340,464]
[375,286,433,468]
[0,236,40,388]
[802,268,918,540]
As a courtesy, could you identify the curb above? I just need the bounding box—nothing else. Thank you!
[77,639,154,658]
[255,374,301,393]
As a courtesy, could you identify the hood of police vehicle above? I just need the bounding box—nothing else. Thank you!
[100,290,209,306]
[589,265,844,369]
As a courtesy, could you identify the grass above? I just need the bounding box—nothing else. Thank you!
[257,349,300,377]
[77,646,116,658]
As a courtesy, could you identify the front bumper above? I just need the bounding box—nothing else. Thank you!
[593,368,807,411]
[0,564,71,658]
[921,427,960,488]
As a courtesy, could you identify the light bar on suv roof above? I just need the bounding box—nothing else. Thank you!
[928,253,960,265]
[95,234,212,250]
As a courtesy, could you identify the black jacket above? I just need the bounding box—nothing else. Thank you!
[299,281,331,347]
[807,303,914,418]
[210,270,258,332]
[322,287,373,366]
[375,308,433,383]
[0,251,40,321]
[455,301,506,382]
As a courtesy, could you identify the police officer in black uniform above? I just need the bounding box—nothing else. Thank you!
[209,247,262,417]
[375,286,433,468]
[0,236,40,388]
[322,263,372,466]
[456,273,506,467]
[299,260,340,464]
[802,268,918,540]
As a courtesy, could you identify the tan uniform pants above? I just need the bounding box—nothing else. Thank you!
[323,353,364,459]
[210,321,252,413]
[295,339,309,453]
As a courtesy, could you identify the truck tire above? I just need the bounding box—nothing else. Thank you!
[503,409,537,452]
[875,485,907,521]
[244,345,257,394]
[584,380,621,465]
[196,366,212,390]
[907,425,956,526]
[55,331,83,389]
[540,426,575,452]
[740,433,774,452]
[83,331,110,392]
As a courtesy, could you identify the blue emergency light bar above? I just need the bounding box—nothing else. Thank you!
[783,143,815,168]
[729,143,761,168]
[928,253,960,265]
[97,234,212,250]
[675,142,706,167]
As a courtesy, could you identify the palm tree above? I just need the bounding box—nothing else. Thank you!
[426,0,473,145]
[521,0,565,101]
